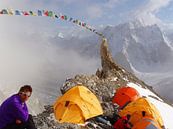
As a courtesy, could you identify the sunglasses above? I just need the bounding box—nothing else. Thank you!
[20,92,31,97]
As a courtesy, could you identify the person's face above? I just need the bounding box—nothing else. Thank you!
[19,90,31,102]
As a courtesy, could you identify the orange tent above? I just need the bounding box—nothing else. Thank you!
[112,86,140,108]
[132,116,162,129]
[119,97,164,128]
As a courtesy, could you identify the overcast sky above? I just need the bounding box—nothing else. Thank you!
[1,0,173,29]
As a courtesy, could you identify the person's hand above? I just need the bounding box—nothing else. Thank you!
[16,119,22,124]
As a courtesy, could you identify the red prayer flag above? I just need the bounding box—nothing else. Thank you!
[44,10,49,16]
[61,15,65,19]
[23,11,29,15]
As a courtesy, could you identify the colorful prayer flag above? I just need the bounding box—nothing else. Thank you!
[82,23,86,27]
[23,11,29,15]
[61,15,65,20]
[2,9,8,14]
[48,11,53,17]
[0,8,104,37]
[29,11,37,16]
[55,14,59,18]
[69,17,73,21]
[8,9,13,15]
[64,15,68,20]
[15,10,21,15]
[38,10,42,16]
[73,20,76,23]
[79,22,81,26]
[44,10,49,16]
[75,20,78,24]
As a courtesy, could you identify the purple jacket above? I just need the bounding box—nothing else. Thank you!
[0,94,29,129]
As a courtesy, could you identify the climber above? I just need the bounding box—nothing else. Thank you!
[0,85,37,129]
[113,114,132,129]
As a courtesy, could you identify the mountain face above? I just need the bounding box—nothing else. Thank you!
[52,20,173,103]
[103,21,173,73]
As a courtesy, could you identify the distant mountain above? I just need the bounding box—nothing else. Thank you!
[102,20,173,73]
[53,20,173,72]
[51,20,173,104]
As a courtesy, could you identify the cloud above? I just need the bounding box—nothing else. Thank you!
[143,0,170,13]
[86,5,103,19]
[130,0,171,25]
[0,13,99,104]
[0,1,34,9]
[104,0,120,8]
[55,0,80,5]
[133,0,171,15]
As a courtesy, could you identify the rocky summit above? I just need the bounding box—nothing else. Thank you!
[33,39,160,129]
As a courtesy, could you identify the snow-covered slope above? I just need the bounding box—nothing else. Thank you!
[138,72,173,103]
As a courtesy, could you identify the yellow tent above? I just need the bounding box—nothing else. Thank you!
[53,85,103,124]
[119,97,164,128]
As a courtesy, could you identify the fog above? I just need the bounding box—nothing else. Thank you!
[0,16,100,104]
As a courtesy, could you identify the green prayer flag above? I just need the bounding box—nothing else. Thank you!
[48,11,53,17]
[64,15,68,20]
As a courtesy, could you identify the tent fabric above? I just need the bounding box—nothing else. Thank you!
[132,117,161,129]
[119,97,164,128]
[112,86,140,108]
[53,85,103,124]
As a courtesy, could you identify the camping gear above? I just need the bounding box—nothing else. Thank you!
[53,85,103,124]
[95,116,112,126]
[119,97,164,128]
[112,86,140,109]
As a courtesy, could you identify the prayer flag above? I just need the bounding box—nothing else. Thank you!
[44,10,49,16]
[61,15,65,19]
[2,9,8,14]
[64,15,68,20]
[48,11,53,17]
[15,10,21,15]
[8,9,13,15]
[55,14,59,18]
[69,17,73,21]
[38,10,42,16]
[23,11,29,15]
